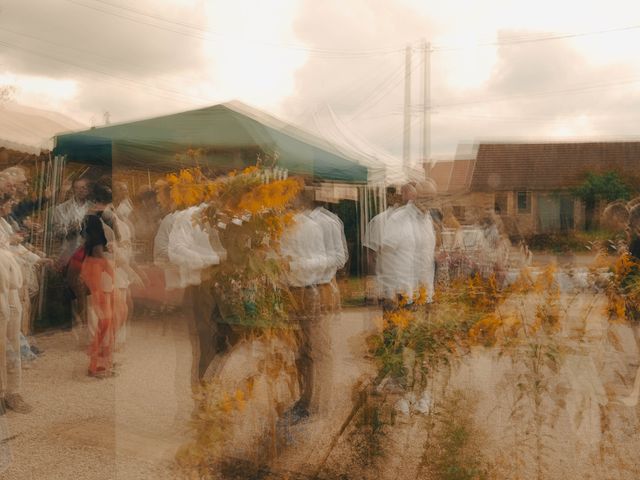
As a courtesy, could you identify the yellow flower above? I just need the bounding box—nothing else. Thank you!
[414,287,427,306]
[234,389,246,412]
[219,392,234,413]
[468,313,503,347]
[385,309,414,329]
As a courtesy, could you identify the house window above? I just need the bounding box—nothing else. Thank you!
[495,193,508,214]
[517,191,531,214]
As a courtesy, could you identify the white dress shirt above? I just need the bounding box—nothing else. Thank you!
[380,203,436,300]
[363,207,396,253]
[308,207,348,284]
[280,212,328,287]
[167,205,223,289]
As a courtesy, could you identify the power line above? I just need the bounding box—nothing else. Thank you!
[351,54,424,121]
[431,23,640,52]
[66,0,405,58]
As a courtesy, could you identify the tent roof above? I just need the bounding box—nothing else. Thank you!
[53,101,369,183]
[0,101,85,154]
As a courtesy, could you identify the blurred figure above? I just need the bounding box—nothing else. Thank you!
[280,189,329,421]
[602,201,629,242]
[627,204,640,262]
[132,187,162,262]
[478,210,510,282]
[307,199,348,415]
[366,183,418,303]
[412,181,438,302]
[0,192,33,413]
[53,178,92,267]
[81,177,132,377]
[55,178,93,340]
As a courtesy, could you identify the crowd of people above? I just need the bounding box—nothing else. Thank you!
[0,158,520,430]
[0,165,48,415]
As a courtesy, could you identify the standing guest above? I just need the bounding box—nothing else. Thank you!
[375,183,420,303]
[627,205,640,262]
[280,190,329,421]
[478,211,510,282]
[132,188,162,262]
[602,201,630,244]
[0,197,32,413]
[55,178,93,342]
[81,178,123,377]
[307,202,348,415]
[167,203,224,383]
[53,178,92,268]
[363,187,401,280]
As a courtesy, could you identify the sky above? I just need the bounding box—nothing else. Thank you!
[2,0,640,162]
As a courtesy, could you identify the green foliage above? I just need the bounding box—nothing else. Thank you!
[369,278,498,389]
[421,390,490,480]
[572,171,631,204]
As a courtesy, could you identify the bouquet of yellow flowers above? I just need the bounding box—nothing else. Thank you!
[165,163,303,329]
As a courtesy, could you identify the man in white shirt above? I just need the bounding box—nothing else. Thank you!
[53,178,92,266]
[371,184,418,303]
[279,191,331,421]
[154,205,226,383]
[306,204,348,415]
[377,182,437,305]
[363,189,400,279]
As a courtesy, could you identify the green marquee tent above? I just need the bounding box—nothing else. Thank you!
[53,101,370,183]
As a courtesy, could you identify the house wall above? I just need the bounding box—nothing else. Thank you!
[442,192,495,224]
[447,189,600,236]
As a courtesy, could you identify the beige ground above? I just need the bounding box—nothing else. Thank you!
[0,306,380,480]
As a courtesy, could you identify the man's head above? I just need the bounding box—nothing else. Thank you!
[414,180,437,213]
[2,166,27,198]
[0,195,15,216]
[114,181,129,202]
[400,183,417,204]
[72,178,91,202]
[293,186,315,210]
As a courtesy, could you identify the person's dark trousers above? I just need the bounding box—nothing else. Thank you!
[290,286,321,412]
[189,283,236,383]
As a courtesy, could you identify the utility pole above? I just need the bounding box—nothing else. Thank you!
[422,40,431,169]
[402,45,412,169]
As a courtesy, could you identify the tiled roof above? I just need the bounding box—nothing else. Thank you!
[428,161,453,192]
[426,159,475,193]
[470,141,640,192]
[449,159,475,193]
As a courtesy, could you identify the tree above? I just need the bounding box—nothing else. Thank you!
[0,85,15,103]
[573,171,631,230]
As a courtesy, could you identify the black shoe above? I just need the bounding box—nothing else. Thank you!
[30,345,43,356]
[282,402,309,425]
[4,394,32,414]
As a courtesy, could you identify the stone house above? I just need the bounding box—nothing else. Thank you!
[427,141,640,237]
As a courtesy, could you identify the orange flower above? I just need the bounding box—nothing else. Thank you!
[385,309,414,329]
[468,313,503,346]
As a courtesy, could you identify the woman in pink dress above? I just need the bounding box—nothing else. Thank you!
[80,180,122,377]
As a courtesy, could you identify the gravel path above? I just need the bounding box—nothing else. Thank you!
[1,310,194,480]
[0,306,381,480]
